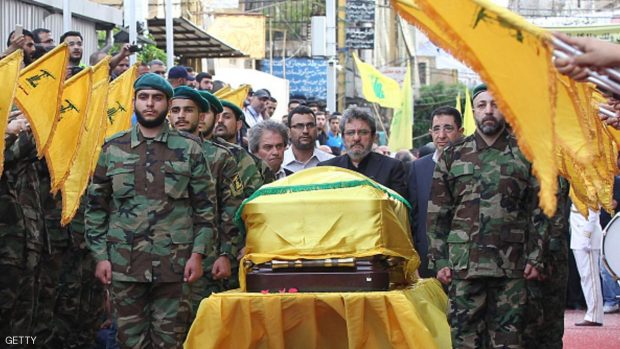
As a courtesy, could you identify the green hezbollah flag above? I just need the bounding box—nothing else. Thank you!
[353,52,402,109]
[388,62,413,152]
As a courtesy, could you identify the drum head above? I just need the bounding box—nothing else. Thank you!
[603,212,620,280]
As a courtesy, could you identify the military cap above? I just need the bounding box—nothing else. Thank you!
[198,90,223,114]
[172,86,210,112]
[221,100,244,121]
[134,73,174,99]
[471,83,488,101]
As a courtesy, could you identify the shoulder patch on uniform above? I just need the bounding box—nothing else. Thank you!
[229,174,244,197]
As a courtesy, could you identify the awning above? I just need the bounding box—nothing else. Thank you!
[544,24,620,41]
[147,17,246,59]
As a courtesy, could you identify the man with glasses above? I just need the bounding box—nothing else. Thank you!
[283,106,333,173]
[408,107,463,278]
[318,107,407,197]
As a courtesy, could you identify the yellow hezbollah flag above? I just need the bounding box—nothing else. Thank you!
[393,0,558,215]
[215,84,250,109]
[388,62,413,152]
[15,43,68,157]
[352,52,402,109]
[213,85,232,97]
[455,91,462,114]
[61,58,110,225]
[105,64,137,138]
[45,67,93,193]
[463,87,475,136]
[0,50,23,175]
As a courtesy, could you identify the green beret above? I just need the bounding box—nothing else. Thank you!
[134,73,174,99]
[198,90,223,114]
[471,83,488,101]
[172,86,210,113]
[221,100,244,121]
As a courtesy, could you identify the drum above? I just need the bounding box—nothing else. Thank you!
[602,212,620,281]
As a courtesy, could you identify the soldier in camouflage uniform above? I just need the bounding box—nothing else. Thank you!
[1,114,44,339]
[85,73,214,348]
[169,87,245,310]
[524,177,570,349]
[427,84,547,348]
[209,99,274,288]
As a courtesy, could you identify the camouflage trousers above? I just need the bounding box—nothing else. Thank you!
[30,244,68,346]
[45,246,104,348]
[0,239,40,339]
[449,277,526,349]
[524,254,569,349]
[111,281,192,349]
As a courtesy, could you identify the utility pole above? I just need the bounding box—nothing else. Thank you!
[63,0,71,33]
[165,0,174,69]
[337,0,346,112]
[326,0,337,113]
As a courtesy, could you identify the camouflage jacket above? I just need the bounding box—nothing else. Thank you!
[36,160,71,248]
[545,177,570,260]
[1,132,46,261]
[202,140,244,259]
[426,129,547,279]
[213,138,270,198]
[85,123,214,283]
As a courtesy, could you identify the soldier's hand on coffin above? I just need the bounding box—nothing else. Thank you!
[523,263,541,280]
[95,260,112,285]
[436,267,452,285]
[211,256,232,280]
[184,253,204,283]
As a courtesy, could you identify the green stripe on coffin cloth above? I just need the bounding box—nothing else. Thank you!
[236,166,419,291]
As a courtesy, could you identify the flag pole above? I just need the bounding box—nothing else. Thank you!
[371,103,388,136]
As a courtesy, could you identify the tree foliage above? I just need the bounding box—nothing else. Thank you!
[413,82,465,148]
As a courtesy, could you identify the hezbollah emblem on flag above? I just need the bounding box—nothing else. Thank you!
[107,100,127,124]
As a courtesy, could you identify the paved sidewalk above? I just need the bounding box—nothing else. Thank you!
[563,309,620,348]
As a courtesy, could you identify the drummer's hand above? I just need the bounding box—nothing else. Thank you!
[211,255,232,280]
[523,263,540,280]
[436,267,452,285]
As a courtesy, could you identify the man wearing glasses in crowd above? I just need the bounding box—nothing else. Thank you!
[149,59,167,76]
[283,106,334,173]
[318,107,407,198]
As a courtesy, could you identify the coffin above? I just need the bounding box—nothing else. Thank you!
[234,166,419,292]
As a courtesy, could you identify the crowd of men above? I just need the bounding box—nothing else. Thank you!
[2,25,620,349]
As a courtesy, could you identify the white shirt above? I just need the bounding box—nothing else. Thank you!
[432,149,441,163]
[283,147,334,173]
[274,167,287,179]
[244,105,263,128]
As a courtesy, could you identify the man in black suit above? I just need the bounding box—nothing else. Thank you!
[408,106,463,277]
[318,107,408,198]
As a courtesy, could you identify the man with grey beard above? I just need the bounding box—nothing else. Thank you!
[318,107,407,197]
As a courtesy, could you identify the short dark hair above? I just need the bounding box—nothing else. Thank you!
[32,28,50,43]
[430,106,462,129]
[288,105,315,126]
[340,107,376,136]
[269,96,277,103]
[60,31,83,43]
[7,29,34,47]
[328,114,339,122]
[288,99,304,108]
[196,72,212,83]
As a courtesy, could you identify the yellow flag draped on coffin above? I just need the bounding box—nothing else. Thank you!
[14,43,68,157]
[388,62,413,152]
[215,84,250,108]
[0,50,23,175]
[393,0,559,215]
[352,53,402,109]
[463,87,476,136]
[235,166,418,291]
[105,64,137,138]
[45,67,92,193]
[61,59,110,225]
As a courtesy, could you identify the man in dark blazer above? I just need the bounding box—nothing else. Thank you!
[318,107,407,198]
[408,106,463,277]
